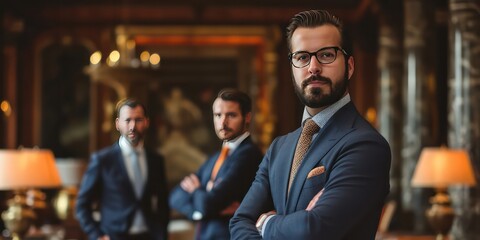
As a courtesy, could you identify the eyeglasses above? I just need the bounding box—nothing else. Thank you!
[288,46,348,68]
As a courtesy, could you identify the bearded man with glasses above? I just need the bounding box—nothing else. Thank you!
[230,9,391,240]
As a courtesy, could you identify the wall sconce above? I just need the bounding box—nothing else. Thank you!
[1,100,12,117]
[0,149,61,240]
[411,147,477,240]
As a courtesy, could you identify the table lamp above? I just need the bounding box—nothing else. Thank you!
[0,149,61,240]
[53,158,87,220]
[411,147,477,240]
[52,158,87,239]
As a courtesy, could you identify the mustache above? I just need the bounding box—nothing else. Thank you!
[302,75,332,88]
[220,127,232,132]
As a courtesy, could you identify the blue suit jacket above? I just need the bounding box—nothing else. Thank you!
[230,102,391,240]
[75,143,169,240]
[169,136,263,240]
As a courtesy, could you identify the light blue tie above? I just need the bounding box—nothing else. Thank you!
[131,150,144,198]
[130,150,147,232]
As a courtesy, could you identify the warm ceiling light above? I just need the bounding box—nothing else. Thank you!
[1,100,12,117]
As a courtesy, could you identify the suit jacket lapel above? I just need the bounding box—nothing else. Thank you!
[215,137,252,180]
[143,150,154,199]
[275,129,302,209]
[285,103,358,212]
[204,151,221,184]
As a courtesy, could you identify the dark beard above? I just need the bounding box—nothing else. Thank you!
[293,69,349,108]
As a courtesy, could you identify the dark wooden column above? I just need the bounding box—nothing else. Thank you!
[1,15,21,149]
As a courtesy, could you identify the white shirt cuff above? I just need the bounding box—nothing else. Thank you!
[261,215,275,237]
[192,211,203,220]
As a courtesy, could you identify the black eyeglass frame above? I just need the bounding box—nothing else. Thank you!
[288,46,349,68]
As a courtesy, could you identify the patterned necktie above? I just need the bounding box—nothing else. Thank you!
[288,119,320,195]
[211,146,230,180]
[130,150,144,198]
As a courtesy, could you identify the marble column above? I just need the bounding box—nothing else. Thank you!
[448,0,480,239]
[402,0,438,232]
[377,0,404,209]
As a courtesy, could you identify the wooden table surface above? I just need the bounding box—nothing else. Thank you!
[376,232,438,240]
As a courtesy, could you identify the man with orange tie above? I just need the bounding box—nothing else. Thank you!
[169,88,263,240]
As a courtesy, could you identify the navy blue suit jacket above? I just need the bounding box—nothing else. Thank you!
[76,142,169,240]
[230,102,391,240]
[169,136,263,240]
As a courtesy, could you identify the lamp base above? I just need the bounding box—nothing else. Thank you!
[426,190,454,240]
[1,192,37,240]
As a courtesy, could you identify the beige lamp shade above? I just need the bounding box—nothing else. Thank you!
[411,147,477,189]
[55,158,87,186]
[0,149,62,190]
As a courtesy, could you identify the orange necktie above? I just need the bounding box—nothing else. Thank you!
[211,146,230,180]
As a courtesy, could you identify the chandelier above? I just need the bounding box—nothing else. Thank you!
[89,39,161,69]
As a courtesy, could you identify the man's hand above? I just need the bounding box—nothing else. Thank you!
[306,188,324,211]
[220,201,240,216]
[98,235,110,240]
[180,174,201,193]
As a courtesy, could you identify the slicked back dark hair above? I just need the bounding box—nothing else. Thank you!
[217,88,252,116]
[286,9,352,55]
[115,98,148,118]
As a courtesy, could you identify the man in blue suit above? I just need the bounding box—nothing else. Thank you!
[230,10,391,239]
[169,89,263,240]
[76,98,169,240]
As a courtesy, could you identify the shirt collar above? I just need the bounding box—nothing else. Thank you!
[223,131,250,153]
[119,136,144,154]
[301,93,351,128]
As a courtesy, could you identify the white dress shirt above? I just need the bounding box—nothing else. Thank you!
[119,136,148,234]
